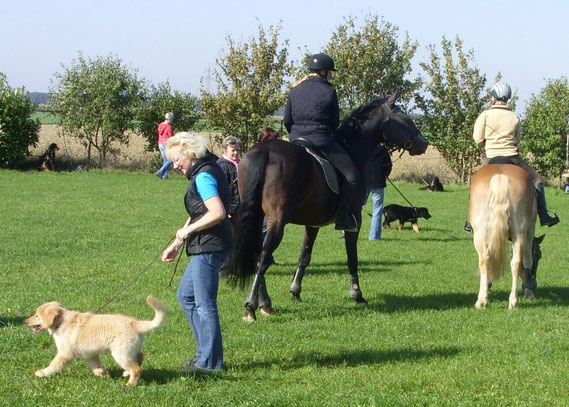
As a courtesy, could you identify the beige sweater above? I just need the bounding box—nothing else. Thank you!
[472,105,521,158]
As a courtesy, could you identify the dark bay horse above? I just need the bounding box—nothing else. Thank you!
[469,164,545,309]
[223,93,428,321]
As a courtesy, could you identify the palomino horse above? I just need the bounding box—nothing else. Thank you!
[469,164,545,309]
[222,93,428,321]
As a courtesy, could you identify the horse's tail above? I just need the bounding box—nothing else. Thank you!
[485,173,511,282]
[221,147,268,288]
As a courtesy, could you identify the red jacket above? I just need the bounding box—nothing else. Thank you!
[157,121,173,145]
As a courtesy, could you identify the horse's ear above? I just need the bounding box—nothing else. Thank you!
[387,91,399,107]
[378,89,387,100]
[535,234,546,244]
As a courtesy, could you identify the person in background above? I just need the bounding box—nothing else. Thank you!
[216,136,241,217]
[363,145,392,240]
[156,112,174,179]
[471,81,558,228]
[284,53,359,232]
[161,132,233,373]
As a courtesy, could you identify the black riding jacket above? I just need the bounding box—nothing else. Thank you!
[216,156,240,216]
[284,75,340,147]
[184,154,233,255]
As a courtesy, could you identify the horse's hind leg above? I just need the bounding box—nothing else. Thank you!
[474,234,490,309]
[509,239,523,309]
[290,226,319,301]
[243,219,285,322]
[344,230,367,305]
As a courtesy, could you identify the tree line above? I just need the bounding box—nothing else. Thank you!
[1,14,568,182]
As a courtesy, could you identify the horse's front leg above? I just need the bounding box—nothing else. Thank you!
[344,230,367,305]
[290,226,319,301]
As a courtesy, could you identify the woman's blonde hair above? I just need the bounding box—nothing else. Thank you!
[165,132,208,162]
[222,135,241,150]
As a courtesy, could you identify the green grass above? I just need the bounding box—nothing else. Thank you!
[32,111,61,125]
[1,169,569,406]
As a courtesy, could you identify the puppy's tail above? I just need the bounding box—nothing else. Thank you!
[136,296,166,334]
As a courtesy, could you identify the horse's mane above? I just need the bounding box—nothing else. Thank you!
[336,98,387,137]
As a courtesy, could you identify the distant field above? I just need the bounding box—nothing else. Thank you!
[31,124,458,182]
[1,170,568,406]
[31,111,60,125]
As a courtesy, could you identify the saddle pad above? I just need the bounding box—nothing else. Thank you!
[303,148,340,195]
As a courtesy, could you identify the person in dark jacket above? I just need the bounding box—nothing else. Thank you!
[161,132,233,373]
[283,53,359,232]
[363,145,392,240]
[216,136,241,217]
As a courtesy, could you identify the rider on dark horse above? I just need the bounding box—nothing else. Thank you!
[283,53,359,232]
[465,81,559,231]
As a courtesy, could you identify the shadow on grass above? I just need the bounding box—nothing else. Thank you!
[258,259,430,276]
[479,285,569,308]
[238,346,461,371]
[371,285,569,313]
[0,316,26,327]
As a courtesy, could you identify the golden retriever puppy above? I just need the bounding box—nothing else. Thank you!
[26,295,165,386]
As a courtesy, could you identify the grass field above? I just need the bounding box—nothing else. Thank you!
[1,169,569,406]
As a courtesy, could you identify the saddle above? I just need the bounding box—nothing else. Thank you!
[488,156,516,165]
[291,138,340,195]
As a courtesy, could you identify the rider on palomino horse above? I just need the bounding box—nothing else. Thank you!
[465,81,559,231]
[284,53,359,232]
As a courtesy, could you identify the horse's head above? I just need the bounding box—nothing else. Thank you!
[380,92,427,156]
[341,92,428,157]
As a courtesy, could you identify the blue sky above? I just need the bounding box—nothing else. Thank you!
[2,0,567,112]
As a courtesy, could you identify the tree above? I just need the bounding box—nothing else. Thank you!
[325,14,420,113]
[200,23,293,148]
[50,53,144,165]
[135,82,200,151]
[0,73,40,167]
[415,36,488,183]
[521,77,569,181]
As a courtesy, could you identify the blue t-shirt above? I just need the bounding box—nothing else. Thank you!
[195,172,219,201]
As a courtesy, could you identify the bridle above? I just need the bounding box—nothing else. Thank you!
[350,101,416,155]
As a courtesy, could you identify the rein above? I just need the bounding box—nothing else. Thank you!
[94,235,180,314]
[386,176,418,209]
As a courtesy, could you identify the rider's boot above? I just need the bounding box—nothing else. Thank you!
[335,183,358,232]
[535,183,559,227]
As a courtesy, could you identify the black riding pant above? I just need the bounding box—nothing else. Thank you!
[319,139,358,186]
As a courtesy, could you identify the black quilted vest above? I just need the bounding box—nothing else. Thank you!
[184,154,233,255]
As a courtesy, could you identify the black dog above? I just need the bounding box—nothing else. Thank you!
[383,204,431,233]
[37,143,59,171]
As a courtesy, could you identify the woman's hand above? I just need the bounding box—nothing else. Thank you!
[162,240,183,262]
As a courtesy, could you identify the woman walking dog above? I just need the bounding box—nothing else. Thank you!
[161,132,233,373]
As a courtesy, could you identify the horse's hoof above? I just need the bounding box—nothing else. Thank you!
[291,293,302,302]
[355,298,368,306]
[524,289,535,300]
[242,310,256,323]
[260,306,274,316]
[475,300,486,309]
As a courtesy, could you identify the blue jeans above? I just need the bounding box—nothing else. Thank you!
[157,144,172,179]
[363,188,384,240]
[177,250,229,370]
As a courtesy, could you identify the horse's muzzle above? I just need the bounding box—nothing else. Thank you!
[407,133,428,156]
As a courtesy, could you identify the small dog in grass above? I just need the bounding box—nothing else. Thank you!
[383,204,431,233]
[37,143,59,171]
[26,296,165,386]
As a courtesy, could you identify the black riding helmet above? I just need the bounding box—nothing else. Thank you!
[308,53,336,72]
